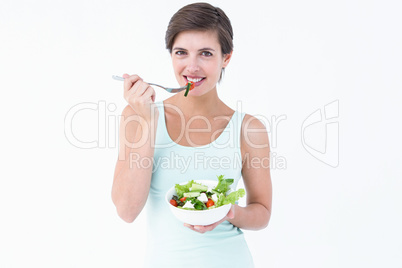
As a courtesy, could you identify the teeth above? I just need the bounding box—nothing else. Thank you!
[187,77,203,83]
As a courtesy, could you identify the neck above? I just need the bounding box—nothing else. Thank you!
[169,87,222,117]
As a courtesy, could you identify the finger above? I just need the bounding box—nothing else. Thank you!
[124,78,149,100]
[184,223,207,233]
[200,213,231,232]
[186,216,227,233]
[132,80,151,98]
[123,74,141,94]
[195,223,218,233]
[140,86,156,102]
[122,73,130,79]
[184,223,197,232]
[193,225,208,233]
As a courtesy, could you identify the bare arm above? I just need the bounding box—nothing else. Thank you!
[111,74,158,223]
[228,114,272,230]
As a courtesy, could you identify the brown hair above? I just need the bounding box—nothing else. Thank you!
[165,2,234,56]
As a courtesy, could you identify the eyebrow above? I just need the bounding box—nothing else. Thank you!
[172,47,216,52]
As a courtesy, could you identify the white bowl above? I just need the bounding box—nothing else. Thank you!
[165,180,232,226]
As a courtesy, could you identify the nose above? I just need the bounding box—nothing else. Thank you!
[186,55,200,73]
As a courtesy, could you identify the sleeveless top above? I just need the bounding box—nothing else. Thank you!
[144,101,254,268]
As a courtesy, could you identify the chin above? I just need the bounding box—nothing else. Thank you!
[186,88,213,97]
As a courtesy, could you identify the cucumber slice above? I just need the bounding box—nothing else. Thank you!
[190,183,208,192]
[211,189,220,195]
[183,192,200,197]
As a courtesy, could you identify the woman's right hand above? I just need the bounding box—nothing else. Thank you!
[122,74,158,121]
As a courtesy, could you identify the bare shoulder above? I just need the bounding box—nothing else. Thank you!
[242,114,266,129]
[241,114,270,151]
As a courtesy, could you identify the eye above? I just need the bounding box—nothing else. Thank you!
[175,50,187,55]
[201,51,213,57]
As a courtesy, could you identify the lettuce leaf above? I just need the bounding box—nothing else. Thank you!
[191,198,207,210]
[175,180,194,198]
[213,175,234,194]
[216,193,226,207]
[222,189,246,205]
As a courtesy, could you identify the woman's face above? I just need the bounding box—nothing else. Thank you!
[171,30,232,97]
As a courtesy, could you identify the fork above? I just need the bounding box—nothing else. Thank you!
[112,75,187,93]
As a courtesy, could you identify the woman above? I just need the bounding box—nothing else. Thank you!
[112,3,272,267]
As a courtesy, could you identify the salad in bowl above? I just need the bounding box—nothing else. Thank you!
[165,175,245,225]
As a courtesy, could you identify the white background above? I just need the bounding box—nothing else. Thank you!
[1,0,401,267]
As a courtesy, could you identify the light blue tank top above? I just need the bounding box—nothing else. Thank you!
[144,101,254,268]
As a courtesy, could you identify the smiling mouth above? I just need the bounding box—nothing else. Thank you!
[184,76,205,83]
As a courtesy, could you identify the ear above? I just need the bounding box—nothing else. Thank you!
[222,51,233,68]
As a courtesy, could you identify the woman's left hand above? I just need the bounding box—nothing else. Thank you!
[183,205,235,234]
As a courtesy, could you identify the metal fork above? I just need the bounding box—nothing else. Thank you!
[112,75,187,93]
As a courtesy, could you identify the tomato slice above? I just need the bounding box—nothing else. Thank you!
[189,82,195,90]
[206,199,214,208]
[170,199,178,207]
[180,197,187,202]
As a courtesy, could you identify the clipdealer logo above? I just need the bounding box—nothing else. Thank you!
[301,100,339,167]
